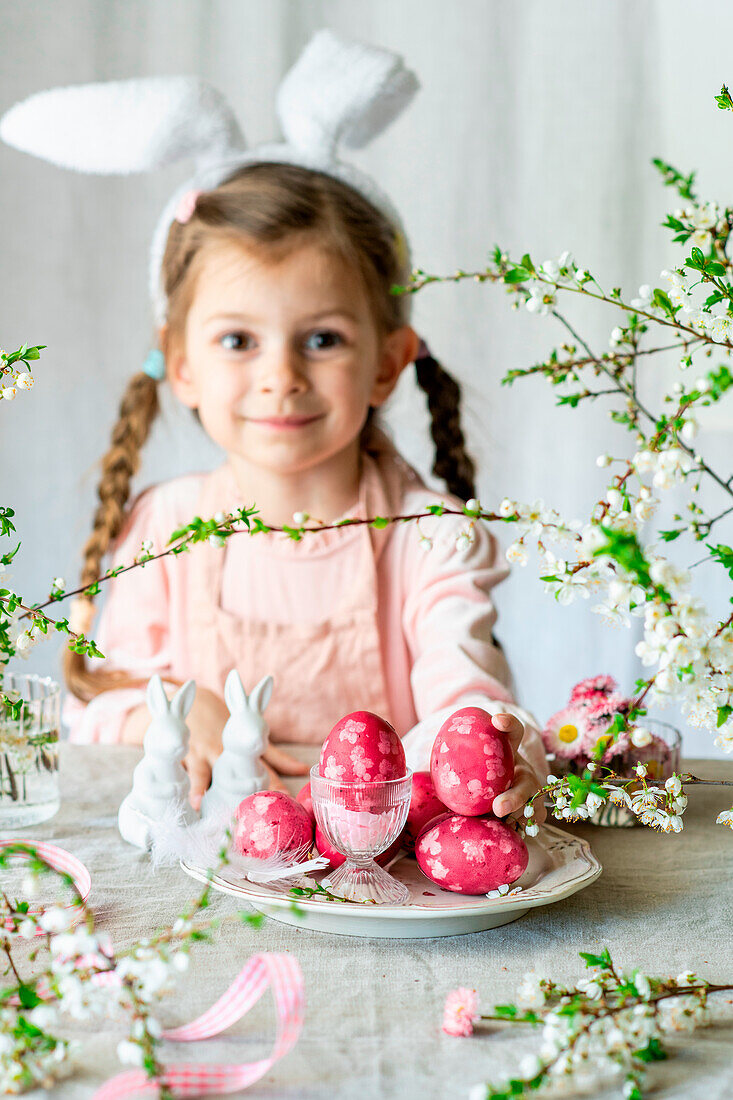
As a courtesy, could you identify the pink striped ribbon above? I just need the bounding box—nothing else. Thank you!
[93,952,304,1099]
[0,838,91,931]
[1,840,305,1097]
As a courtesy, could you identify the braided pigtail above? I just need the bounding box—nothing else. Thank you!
[414,343,504,652]
[62,370,169,703]
[414,344,477,503]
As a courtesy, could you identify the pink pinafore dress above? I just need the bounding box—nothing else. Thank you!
[185,434,414,744]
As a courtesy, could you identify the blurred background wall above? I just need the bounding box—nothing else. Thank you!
[1,0,732,755]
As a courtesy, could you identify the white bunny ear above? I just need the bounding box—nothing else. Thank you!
[224,668,248,714]
[146,674,169,716]
[171,679,196,721]
[276,28,419,161]
[0,75,246,175]
[249,675,274,716]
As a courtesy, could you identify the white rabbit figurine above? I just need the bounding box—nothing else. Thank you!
[118,674,198,849]
[199,670,273,822]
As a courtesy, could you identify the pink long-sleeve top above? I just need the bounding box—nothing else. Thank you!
[62,426,548,782]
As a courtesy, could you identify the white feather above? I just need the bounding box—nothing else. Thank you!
[148,802,231,870]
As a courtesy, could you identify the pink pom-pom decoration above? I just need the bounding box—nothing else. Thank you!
[173,188,203,224]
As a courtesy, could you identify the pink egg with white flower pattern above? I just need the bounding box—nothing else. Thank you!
[319,711,406,783]
[430,707,514,816]
[315,825,403,870]
[415,813,528,895]
[296,782,315,826]
[403,771,449,854]
[233,791,313,860]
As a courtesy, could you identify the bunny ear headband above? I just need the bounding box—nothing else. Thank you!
[0,28,421,337]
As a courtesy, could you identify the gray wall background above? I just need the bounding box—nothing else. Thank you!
[1,0,732,756]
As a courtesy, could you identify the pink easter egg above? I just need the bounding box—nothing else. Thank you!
[415,813,528,895]
[233,791,313,860]
[315,824,403,870]
[319,711,406,783]
[296,782,315,825]
[430,707,514,816]
[402,771,448,854]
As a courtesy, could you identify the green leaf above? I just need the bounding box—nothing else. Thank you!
[503,268,531,284]
[717,705,733,728]
[371,516,390,529]
[658,528,684,542]
[634,1036,668,1063]
[18,984,41,1009]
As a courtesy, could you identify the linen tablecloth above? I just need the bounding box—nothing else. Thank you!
[6,745,733,1099]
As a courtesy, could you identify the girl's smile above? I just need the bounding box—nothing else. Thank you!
[164,237,418,525]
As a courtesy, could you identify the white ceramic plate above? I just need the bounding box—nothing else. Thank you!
[180,825,601,938]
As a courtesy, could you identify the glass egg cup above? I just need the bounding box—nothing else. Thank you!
[310,764,412,905]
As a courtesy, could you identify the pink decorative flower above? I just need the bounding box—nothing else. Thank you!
[174,188,203,224]
[442,987,480,1037]
[580,693,633,756]
[569,674,618,705]
[541,704,592,760]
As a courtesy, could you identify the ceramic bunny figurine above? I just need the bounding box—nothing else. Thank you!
[199,670,274,822]
[118,674,198,849]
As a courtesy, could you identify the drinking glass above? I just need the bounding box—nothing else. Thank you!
[0,673,60,828]
[310,764,412,904]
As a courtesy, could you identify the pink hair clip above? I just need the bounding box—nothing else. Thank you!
[174,188,203,224]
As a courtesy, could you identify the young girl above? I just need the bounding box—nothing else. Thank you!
[3,32,548,819]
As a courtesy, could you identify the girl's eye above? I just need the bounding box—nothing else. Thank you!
[219,332,254,351]
[303,330,343,351]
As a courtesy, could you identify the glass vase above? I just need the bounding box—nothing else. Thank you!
[0,673,61,828]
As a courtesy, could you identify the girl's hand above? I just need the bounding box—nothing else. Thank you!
[489,713,547,826]
[183,686,230,811]
[262,744,309,780]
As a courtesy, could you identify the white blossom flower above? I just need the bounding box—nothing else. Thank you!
[39,907,74,933]
[630,727,653,748]
[630,284,653,309]
[116,1040,145,1066]
[716,809,733,828]
[596,453,612,467]
[517,972,546,1010]
[665,775,682,797]
[525,281,556,315]
[455,524,476,553]
[525,823,539,837]
[505,542,529,566]
[679,419,698,444]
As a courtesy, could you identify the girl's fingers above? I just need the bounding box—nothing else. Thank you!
[491,712,524,754]
[492,764,543,822]
[262,761,289,793]
[184,753,212,812]
[262,744,309,777]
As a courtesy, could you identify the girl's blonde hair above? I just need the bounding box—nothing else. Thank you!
[63,161,478,704]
